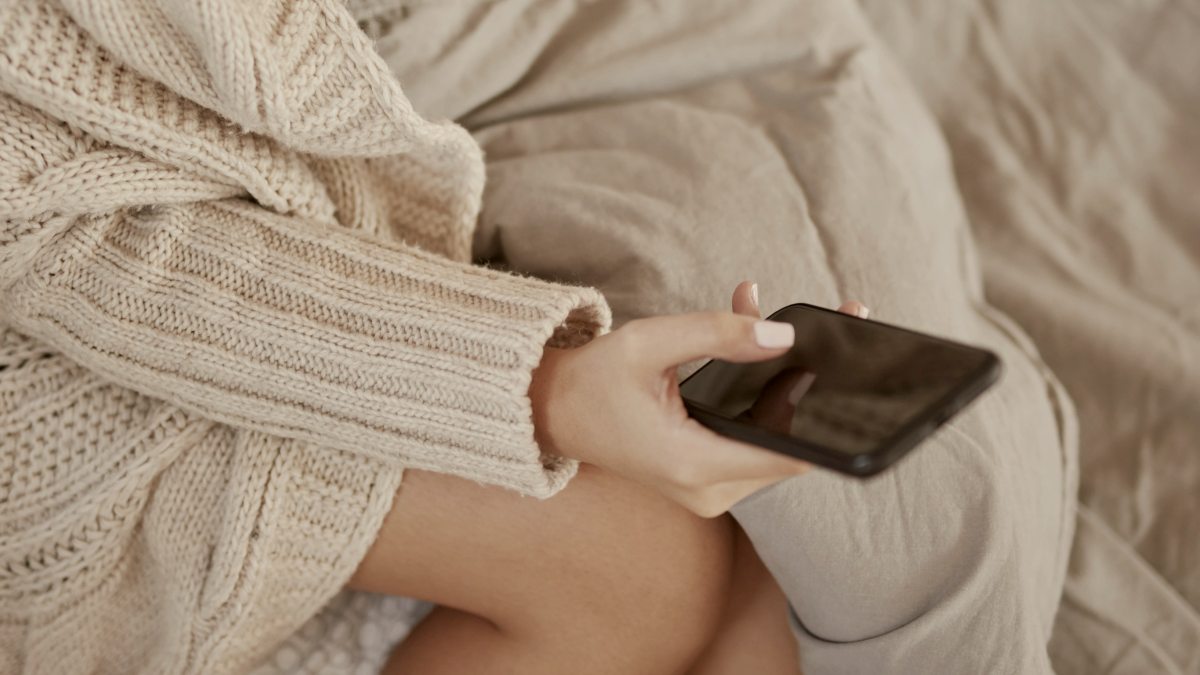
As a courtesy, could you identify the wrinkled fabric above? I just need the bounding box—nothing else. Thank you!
[859,1,1200,671]
[377,1,1074,672]
[262,0,1197,672]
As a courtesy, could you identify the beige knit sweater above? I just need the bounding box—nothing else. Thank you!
[0,0,611,672]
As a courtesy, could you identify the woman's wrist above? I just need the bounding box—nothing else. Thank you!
[530,346,571,460]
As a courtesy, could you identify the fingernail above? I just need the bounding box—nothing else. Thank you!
[750,283,759,309]
[857,305,870,319]
[754,320,794,348]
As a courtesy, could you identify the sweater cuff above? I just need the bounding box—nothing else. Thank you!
[5,199,611,497]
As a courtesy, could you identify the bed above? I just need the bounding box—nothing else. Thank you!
[861,1,1200,671]
[252,1,1200,672]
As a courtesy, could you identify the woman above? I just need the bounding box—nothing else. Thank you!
[0,1,849,672]
[348,285,868,674]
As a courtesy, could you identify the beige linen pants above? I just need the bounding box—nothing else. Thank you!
[375,1,1078,672]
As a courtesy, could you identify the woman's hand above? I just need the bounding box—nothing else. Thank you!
[530,281,868,517]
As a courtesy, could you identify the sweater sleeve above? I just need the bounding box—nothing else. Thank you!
[0,199,611,498]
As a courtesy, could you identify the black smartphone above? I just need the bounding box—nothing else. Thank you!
[678,303,1001,477]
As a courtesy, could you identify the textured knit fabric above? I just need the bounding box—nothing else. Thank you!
[0,1,610,672]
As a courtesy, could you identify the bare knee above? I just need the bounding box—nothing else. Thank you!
[352,465,735,674]
[506,466,735,673]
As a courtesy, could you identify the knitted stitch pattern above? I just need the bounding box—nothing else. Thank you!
[0,0,611,672]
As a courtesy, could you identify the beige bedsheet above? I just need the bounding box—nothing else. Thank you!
[251,1,1199,672]
[859,1,1200,671]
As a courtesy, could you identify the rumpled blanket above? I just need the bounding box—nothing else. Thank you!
[861,1,1200,671]
[251,1,1199,673]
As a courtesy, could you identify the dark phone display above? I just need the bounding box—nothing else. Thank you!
[679,306,992,456]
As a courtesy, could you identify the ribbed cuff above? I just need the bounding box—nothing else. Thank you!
[6,199,611,497]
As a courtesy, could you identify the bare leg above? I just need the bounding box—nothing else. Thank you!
[374,520,802,675]
[687,525,801,675]
[349,464,737,675]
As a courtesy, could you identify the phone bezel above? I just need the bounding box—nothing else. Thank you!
[678,303,1002,477]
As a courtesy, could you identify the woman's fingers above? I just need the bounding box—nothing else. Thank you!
[669,430,809,516]
[623,312,794,370]
[735,281,865,319]
[627,287,869,516]
[732,280,761,318]
[838,300,869,318]
[677,420,809,482]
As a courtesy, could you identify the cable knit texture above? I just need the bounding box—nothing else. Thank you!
[0,0,611,672]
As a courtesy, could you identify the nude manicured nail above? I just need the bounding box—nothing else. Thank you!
[857,305,870,319]
[750,283,759,309]
[754,320,794,348]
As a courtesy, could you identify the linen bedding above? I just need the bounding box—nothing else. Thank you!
[860,1,1200,671]
[252,1,1200,673]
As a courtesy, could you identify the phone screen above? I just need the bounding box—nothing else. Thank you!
[678,305,995,457]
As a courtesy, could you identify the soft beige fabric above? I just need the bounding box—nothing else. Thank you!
[858,1,1200,672]
[394,1,1194,671]
[0,1,609,672]
[4,1,1194,674]
[257,1,1200,671]
[343,0,1191,672]
[354,1,1076,673]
